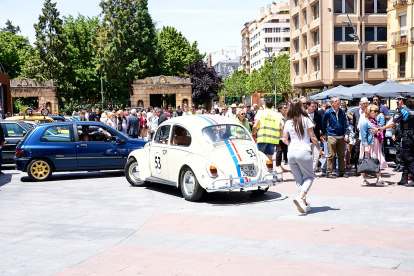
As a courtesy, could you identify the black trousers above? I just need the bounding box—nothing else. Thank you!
[394,141,404,165]
[401,136,414,182]
[276,141,288,166]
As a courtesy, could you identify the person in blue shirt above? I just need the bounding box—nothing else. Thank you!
[372,95,414,186]
[321,96,350,179]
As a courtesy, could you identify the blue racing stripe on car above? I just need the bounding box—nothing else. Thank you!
[224,140,244,183]
[197,116,244,183]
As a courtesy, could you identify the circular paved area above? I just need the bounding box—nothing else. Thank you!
[1,163,414,276]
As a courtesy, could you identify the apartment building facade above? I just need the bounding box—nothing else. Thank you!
[290,0,388,93]
[241,22,253,74]
[388,0,414,83]
[249,2,291,72]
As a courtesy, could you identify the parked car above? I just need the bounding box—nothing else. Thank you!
[0,121,32,165]
[5,115,54,124]
[64,116,79,121]
[48,115,66,122]
[14,122,147,181]
[124,116,281,202]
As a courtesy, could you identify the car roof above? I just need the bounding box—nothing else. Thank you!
[5,116,54,121]
[164,115,242,129]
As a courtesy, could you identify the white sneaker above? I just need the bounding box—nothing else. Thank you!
[376,179,388,186]
[305,203,311,213]
[293,196,306,214]
[359,178,369,186]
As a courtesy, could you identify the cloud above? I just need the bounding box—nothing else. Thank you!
[152,9,256,15]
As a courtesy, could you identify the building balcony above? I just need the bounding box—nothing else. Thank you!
[391,30,408,47]
[393,0,408,8]
[399,65,406,78]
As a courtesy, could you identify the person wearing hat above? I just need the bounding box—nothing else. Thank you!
[226,104,237,120]
[372,95,414,186]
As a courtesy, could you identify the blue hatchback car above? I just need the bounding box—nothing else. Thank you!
[14,122,147,181]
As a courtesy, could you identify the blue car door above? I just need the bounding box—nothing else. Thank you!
[75,124,127,168]
[38,124,77,170]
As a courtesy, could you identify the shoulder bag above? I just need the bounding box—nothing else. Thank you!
[357,152,380,174]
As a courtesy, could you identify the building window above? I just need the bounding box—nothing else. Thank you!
[313,56,319,72]
[303,60,308,75]
[294,39,299,53]
[294,0,299,7]
[294,16,299,30]
[365,26,387,41]
[365,54,387,69]
[303,35,307,49]
[334,54,356,69]
[313,29,319,46]
[295,63,300,76]
[284,37,290,42]
[334,27,354,41]
[334,0,355,14]
[365,0,387,14]
[284,28,290,32]
[312,3,319,20]
[303,9,307,25]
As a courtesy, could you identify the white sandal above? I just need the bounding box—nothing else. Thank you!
[376,179,388,186]
[359,178,370,186]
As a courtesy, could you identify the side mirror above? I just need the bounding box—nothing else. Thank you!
[116,138,126,144]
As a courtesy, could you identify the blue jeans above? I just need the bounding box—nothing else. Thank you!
[0,148,3,169]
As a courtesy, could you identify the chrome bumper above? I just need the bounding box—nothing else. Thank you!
[205,171,282,193]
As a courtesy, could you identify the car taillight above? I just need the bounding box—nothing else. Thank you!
[210,165,218,177]
[16,150,25,158]
[266,160,273,171]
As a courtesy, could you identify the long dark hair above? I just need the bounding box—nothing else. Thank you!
[286,99,309,139]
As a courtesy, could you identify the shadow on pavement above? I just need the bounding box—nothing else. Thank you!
[0,173,19,187]
[309,206,340,214]
[143,182,286,205]
[20,170,125,182]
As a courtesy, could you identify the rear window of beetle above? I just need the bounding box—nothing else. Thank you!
[40,125,74,142]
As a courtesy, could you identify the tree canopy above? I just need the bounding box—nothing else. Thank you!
[98,0,163,98]
[1,20,21,35]
[0,32,32,79]
[184,60,223,105]
[158,26,205,76]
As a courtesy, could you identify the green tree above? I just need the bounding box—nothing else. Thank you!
[99,0,163,98]
[221,70,249,97]
[158,26,205,76]
[259,52,292,94]
[22,0,70,103]
[0,32,32,79]
[1,19,21,35]
[63,14,100,102]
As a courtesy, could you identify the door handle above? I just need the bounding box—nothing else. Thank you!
[81,144,88,147]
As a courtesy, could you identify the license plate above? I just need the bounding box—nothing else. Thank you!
[389,148,397,154]
[240,165,255,177]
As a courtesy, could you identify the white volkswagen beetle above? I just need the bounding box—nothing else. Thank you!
[124,115,281,201]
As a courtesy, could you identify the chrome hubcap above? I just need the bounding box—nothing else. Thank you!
[183,171,195,195]
[129,162,141,182]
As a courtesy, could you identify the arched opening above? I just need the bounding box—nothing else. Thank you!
[137,100,144,107]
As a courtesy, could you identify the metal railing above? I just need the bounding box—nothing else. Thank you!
[393,0,408,7]
[398,65,406,78]
[391,30,408,46]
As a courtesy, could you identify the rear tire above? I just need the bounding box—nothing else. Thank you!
[180,167,204,202]
[27,159,53,181]
[125,158,146,187]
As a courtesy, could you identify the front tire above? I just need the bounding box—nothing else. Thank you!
[180,167,204,202]
[27,159,53,181]
[125,158,146,187]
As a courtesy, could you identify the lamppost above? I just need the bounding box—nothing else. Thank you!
[260,45,280,107]
[342,14,365,83]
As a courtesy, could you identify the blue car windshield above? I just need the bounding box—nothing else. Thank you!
[202,124,251,144]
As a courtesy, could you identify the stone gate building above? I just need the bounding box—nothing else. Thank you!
[131,76,192,108]
[10,78,59,114]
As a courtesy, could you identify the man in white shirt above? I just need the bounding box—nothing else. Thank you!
[149,108,160,139]
[226,104,237,120]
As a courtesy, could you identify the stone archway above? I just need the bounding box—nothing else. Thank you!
[10,78,59,114]
[131,76,192,108]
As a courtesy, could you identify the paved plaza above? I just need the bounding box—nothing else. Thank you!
[1,163,414,276]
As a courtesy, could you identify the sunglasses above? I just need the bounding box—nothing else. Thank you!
[373,110,379,113]
[240,113,245,115]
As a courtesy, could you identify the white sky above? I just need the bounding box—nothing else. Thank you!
[0,0,286,57]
